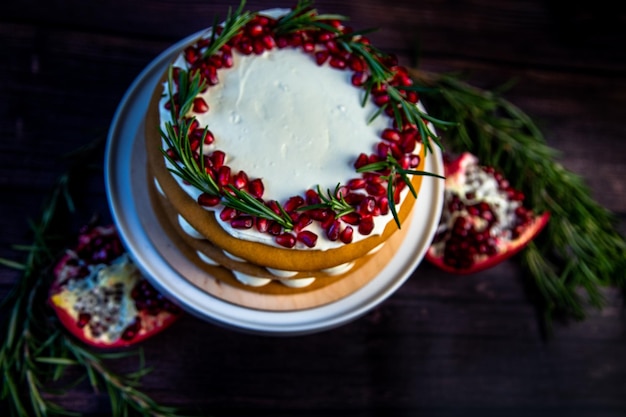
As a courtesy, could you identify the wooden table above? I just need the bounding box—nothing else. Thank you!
[2,1,625,416]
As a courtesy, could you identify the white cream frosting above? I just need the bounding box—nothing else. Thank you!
[177,214,204,239]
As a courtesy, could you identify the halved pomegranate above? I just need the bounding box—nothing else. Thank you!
[426,152,550,274]
[48,224,182,348]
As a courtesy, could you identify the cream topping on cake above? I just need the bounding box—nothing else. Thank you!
[195,48,387,202]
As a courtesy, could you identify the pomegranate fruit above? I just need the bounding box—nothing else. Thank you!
[48,224,182,348]
[426,152,550,274]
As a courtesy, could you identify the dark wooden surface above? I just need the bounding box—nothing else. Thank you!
[2,1,626,416]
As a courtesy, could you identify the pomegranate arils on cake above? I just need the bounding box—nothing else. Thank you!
[276,232,296,248]
[426,152,550,274]
[162,6,432,249]
[297,230,318,248]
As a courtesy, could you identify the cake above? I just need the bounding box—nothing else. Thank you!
[144,2,441,294]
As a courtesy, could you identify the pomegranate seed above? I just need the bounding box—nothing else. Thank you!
[344,192,365,205]
[184,46,199,64]
[230,216,254,229]
[377,142,391,158]
[193,98,209,113]
[248,178,264,198]
[340,226,354,244]
[354,153,369,169]
[325,40,340,53]
[77,313,91,328]
[268,221,282,235]
[220,207,237,221]
[351,71,368,87]
[341,212,361,225]
[297,230,318,248]
[406,91,419,103]
[248,24,264,37]
[203,129,215,145]
[316,31,333,43]
[378,197,389,215]
[236,38,253,55]
[326,220,341,241]
[165,148,177,160]
[198,192,220,207]
[302,41,315,53]
[217,166,231,187]
[308,208,331,221]
[262,34,276,50]
[208,55,223,69]
[305,189,321,205]
[284,196,305,212]
[222,52,234,68]
[347,178,366,190]
[359,196,377,215]
[381,128,401,143]
[315,50,330,65]
[276,36,289,48]
[233,170,249,190]
[189,138,200,153]
[253,39,266,55]
[400,131,417,153]
[358,216,375,235]
[329,56,347,69]
[372,83,387,95]
[348,55,365,72]
[210,150,225,168]
[366,182,387,197]
[121,319,141,341]
[276,232,296,248]
[321,212,337,230]
[288,33,303,47]
[373,94,390,106]
[267,200,282,215]
[256,217,270,233]
[293,214,312,232]
[203,66,219,85]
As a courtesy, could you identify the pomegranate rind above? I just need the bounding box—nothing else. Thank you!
[425,152,550,274]
[48,225,182,349]
[49,293,180,349]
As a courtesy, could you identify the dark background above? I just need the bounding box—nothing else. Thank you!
[1,1,625,416]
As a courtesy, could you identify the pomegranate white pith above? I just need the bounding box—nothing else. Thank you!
[426,153,549,274]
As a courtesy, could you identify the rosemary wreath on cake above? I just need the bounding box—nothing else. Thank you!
[160,0,450,246]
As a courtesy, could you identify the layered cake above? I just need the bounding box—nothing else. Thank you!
[145,3,441,294]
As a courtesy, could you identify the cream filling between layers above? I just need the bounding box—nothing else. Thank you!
[166,181,391,288]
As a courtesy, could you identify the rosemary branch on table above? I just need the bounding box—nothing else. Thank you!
[410,68,626,325]
[0,166,190,416]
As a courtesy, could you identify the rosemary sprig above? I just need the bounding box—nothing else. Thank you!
[357,154,445,227]
[411,68,626,323]
[299,184,356,218]
[0,158,189,416]
[201,0,255,59]
[275,0,346,34]
[160,65,295,229]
